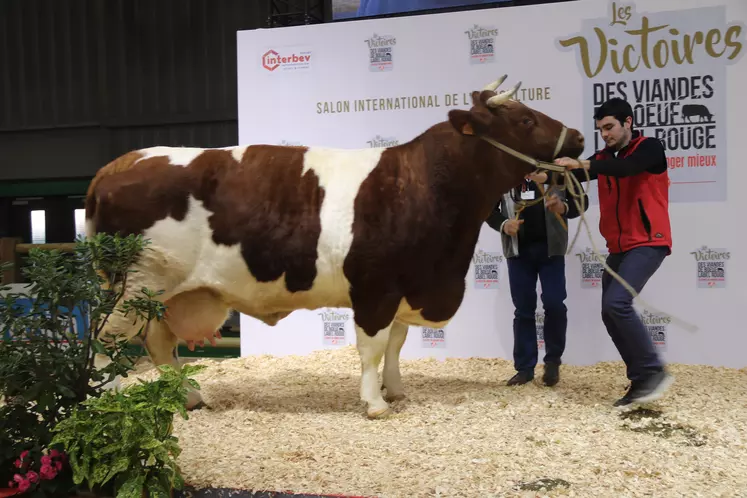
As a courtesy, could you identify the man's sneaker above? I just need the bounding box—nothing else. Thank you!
[507,370,534,386]
[630,370,674,403]
[613,383,637,407]
[542,363,560,387]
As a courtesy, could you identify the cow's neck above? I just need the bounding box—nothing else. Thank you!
[428,126,530,217]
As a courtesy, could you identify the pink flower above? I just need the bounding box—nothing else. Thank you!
[13,474,24,483]
[17,478,31,493]
[13,459,22,468]
[19,450,29,460]
[40,464,57,481]
[50,449,60,458]
[8,481,14,488]
[26,471,39,483]
[54,460,63,471]
[40,455,52,466]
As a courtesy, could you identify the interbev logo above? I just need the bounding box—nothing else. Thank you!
[262,48,312,72]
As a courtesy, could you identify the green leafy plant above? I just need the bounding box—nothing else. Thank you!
[0,233,166,492]
[51,363,206,498]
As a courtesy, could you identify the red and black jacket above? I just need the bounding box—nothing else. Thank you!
[582,131,672,255]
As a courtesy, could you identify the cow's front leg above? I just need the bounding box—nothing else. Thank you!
[355,323,392,419]
[382,320,408,402]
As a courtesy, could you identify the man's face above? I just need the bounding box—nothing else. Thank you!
[595,115,630,150]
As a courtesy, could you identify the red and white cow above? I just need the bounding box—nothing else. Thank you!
[85,77,585,419]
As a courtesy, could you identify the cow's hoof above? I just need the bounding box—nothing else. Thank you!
[385,393,406,402]
[189,401,208,411]
[367,406,393,419]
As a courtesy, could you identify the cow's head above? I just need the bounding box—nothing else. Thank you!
[448,75,585,173]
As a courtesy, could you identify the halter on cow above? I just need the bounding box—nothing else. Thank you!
[86,76,588,419]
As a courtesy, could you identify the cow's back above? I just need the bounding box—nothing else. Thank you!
[85,144,390,312]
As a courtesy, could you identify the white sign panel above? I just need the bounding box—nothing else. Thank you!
[237,0,747,369]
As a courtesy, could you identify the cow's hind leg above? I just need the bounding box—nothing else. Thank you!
[355,323,393,419]
[382,320,408,402]
[155,287,231,409]
[93,269,177,395]
[142,320,205,410]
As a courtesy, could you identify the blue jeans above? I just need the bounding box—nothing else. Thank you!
[602,246,668,382]
[506,241,567,373]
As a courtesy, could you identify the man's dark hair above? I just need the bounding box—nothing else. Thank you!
[593,98,634,127]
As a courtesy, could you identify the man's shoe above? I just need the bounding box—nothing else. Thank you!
[613,384,636,407]
[507,370,534,386]
[630,370,674,404]
[542,363,559,386]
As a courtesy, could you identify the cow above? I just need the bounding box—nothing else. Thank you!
[85,76,585,419]
[681,103,714,123]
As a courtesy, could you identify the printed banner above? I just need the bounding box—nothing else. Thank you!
[238,0,747,369]
[558,1,743,203]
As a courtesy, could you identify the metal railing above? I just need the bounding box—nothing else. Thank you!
[0,237,239,351]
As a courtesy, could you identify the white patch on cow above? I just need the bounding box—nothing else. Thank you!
[301,146,385,299]
[382,320,409,402]
[395,297,451,328]
[136,145,248,168]
[356,322,392,418]
[136,146,206,167]
[229,146,247,163]
[131,146,388,327]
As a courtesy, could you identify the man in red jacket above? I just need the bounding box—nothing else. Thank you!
[554,98,674,407]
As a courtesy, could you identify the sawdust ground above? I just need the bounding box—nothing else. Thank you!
[123,347,747,498]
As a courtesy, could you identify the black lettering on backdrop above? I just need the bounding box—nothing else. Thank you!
[592,73,718,156]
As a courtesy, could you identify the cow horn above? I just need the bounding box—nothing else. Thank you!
[486,81,522,107]
[482,74,507,92]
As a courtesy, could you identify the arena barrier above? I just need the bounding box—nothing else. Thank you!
[0,237,240,355]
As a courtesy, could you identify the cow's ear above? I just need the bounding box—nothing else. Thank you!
[448,109,491,136]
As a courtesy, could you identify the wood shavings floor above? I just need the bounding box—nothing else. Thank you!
[123,347,747,498]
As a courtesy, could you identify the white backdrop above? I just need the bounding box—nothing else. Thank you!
[236,0,747,368]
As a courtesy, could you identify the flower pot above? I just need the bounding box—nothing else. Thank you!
[0,488,20,498]
[73,486,170,498]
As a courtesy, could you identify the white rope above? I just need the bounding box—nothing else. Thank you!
[480,135,699,334]
[563,167,699,334]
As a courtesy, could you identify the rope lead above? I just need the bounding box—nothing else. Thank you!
[481,135,699,334]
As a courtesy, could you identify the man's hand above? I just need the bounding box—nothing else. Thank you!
[554,157,589,170]
[525,171,548,183]
[502,219,524,236]
[545,194,567,215]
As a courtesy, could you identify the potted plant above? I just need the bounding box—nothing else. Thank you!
[51,363,206,498]
[0,233,168,497]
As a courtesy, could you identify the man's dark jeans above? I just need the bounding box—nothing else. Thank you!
[506,241,567,373]
[602,245,668,382]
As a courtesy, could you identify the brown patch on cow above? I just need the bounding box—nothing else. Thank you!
[85,151,144,224]
[344,87,586,336]
[86,145,325,293]
[90,156,193,237]
[343,125,491,335]
[188,146,325,292]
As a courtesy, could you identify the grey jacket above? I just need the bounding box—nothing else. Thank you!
[485,183,589,259]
